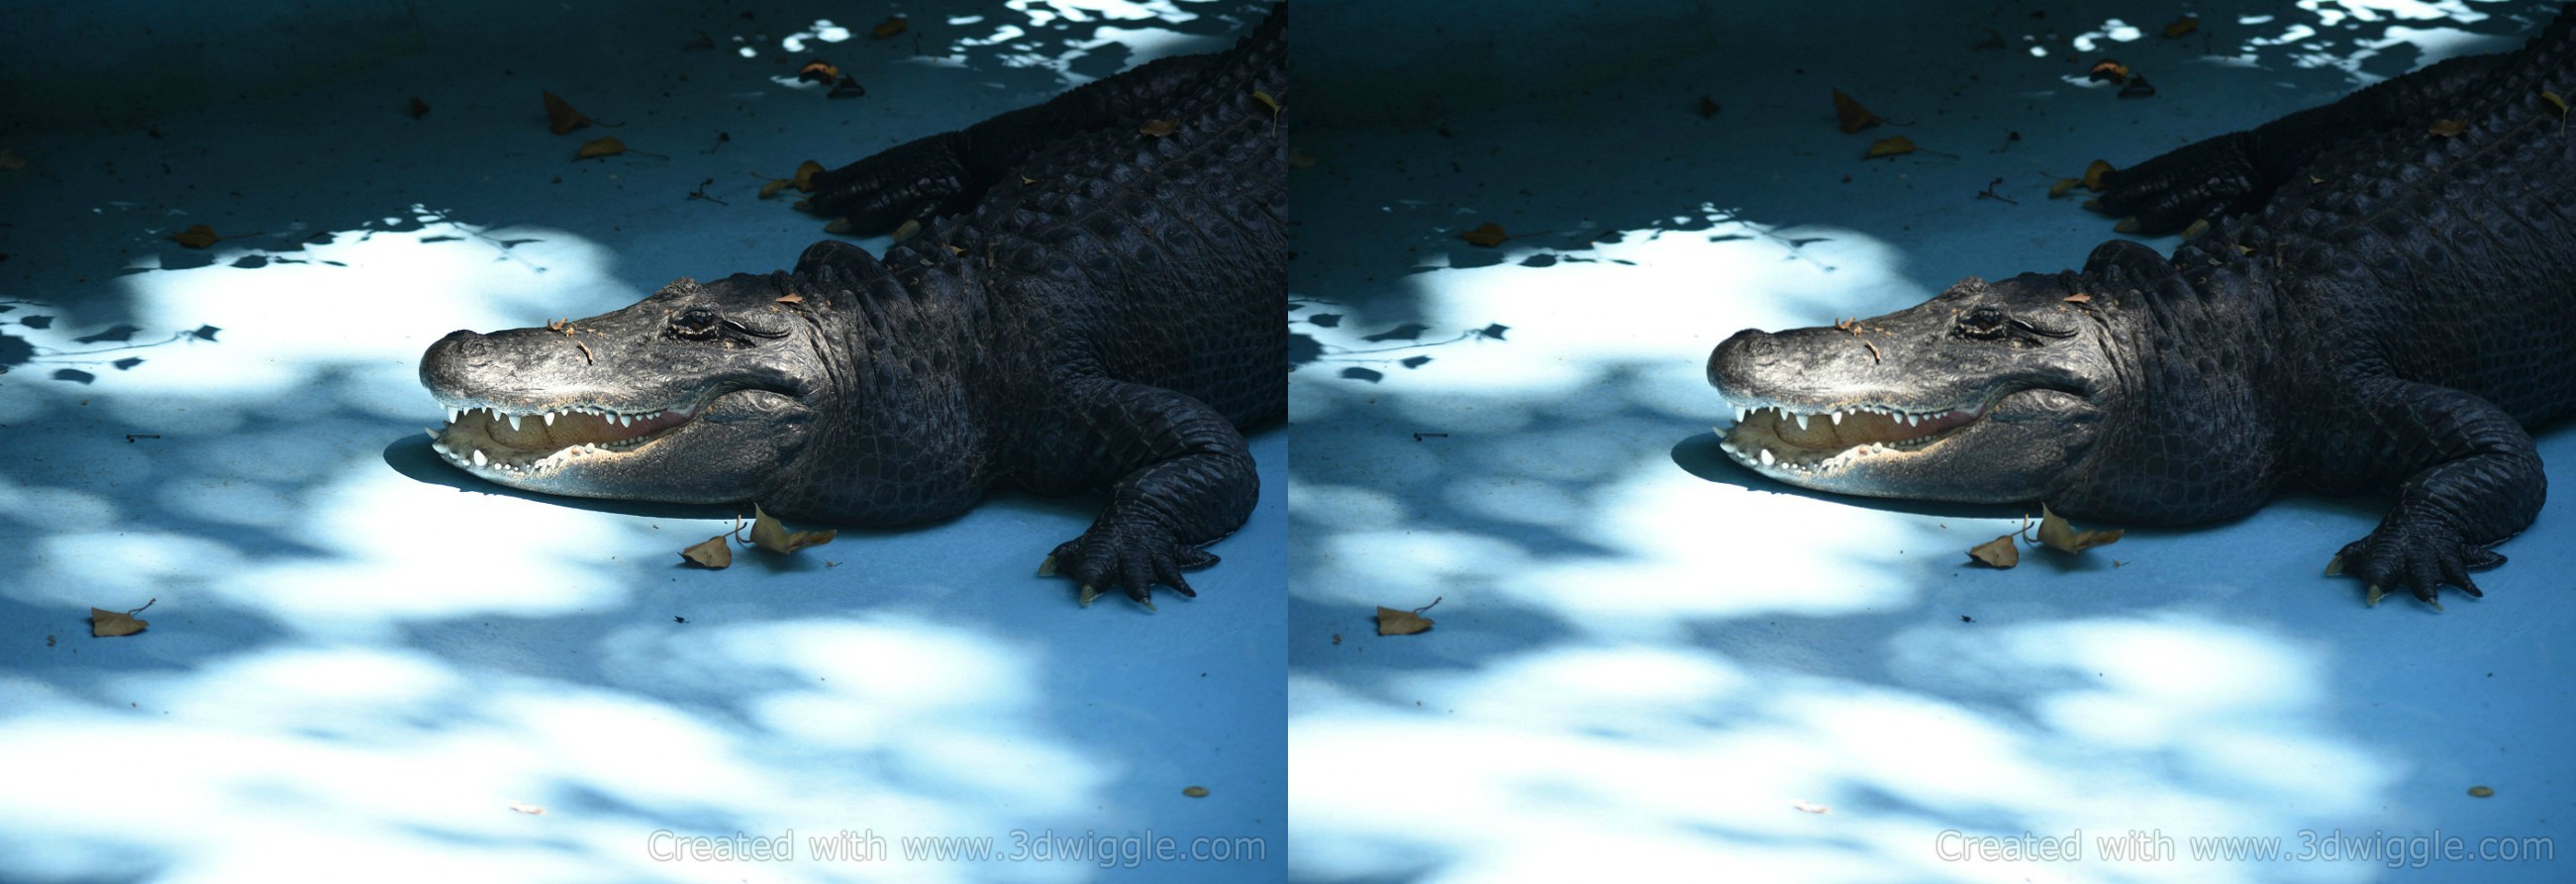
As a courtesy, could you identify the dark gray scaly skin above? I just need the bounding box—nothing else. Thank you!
[1707,7,2576,608]
[418,6,1286,607]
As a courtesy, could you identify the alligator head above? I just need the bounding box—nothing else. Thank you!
[419,272,829,506]
[1706,264,2133,506]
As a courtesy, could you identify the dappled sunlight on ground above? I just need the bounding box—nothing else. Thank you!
[1289,0,2576,880]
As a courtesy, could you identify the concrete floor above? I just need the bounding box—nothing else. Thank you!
[0,1,1283,882]
[1288,1,2576,882]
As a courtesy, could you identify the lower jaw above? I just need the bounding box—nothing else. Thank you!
[432,431,663,477]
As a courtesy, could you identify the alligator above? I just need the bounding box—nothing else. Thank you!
[1706,8,2576,608]
[417,6,1286,607]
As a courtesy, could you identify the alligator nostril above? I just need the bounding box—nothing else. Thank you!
[1709,328,1774,387]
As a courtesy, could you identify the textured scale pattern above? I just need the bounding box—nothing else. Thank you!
[2069,7,2576,603]
[765,5,1287,605]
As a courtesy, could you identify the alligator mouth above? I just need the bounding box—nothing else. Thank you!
[1717,396,1994,476]
[427,397,706,477]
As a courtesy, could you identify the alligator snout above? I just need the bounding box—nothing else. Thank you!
[1708,328,1779,390]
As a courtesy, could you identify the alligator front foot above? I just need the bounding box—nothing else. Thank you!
[2090,131,2270,236]
[800,132,976,235]
[2327,522,2504,609]
[1045,527,1220,610]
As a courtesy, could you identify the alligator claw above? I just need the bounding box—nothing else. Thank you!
[2113,217,2143,234]
[1038,553,1057,577]
[2365,583,2386,607]
[2325,554,2344,576]
[2333,521,2493,608]
[1078,584,1099,607]
[1045,530,1218,609]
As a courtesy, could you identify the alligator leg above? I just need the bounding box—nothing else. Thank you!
[1036,378,1257,608]
[802,52,1219,235]
[2321,379,2543,607]
[2093,52,2510,235]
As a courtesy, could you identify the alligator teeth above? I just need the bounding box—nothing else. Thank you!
[472,448,488,467]
[1759,448,1776,466]
[424,428,439,439]
[543,411,557,427]
[505,413,522,432]
[1830,411,1844,426]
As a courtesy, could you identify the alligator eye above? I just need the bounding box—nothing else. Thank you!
[1958,306,2011,339]
[671,306,724,340]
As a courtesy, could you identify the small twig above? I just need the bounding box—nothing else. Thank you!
[1975,177,2019,205]
[687,178,730,206]
[1860,340,1882,363]
[1410,596,1442,616]
[127,598,156,617]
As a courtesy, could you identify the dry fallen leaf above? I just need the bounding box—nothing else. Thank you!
[823,217,856,236]
[748,503,837,554]
[2180,218,2210,240]
[2088,59,2130,84]
[575,136,626,159]
[775,292,804,304]
[797,59,841,84]
[2063,292,2093,304]
[408,96,432,120]
[2119,75,2157,99]
[0,149,27,170]
[542,91,594,136]
[2468,785,2495,798]
[1459,223,1509,247]
[758,178,793,199]
[1139,119,1179,138]
[2162,16,2199,39]
[1376,606,1434,636]
[1183,786,1210,798]
[2048,177,2080,198]
[1832,89,1883,134]
[2428,119,2469,137]
[681,535,733,568]
[794,159,827,192]
[2034,504,2124,553]
[1864,136,1917,159]
[1252,90,1281,117]
[891,219,922,242]
[872,16,909,39]
[90,599,153,638]
[170,225,222,248]
[2084,159,2116,192]
[1968,535,2020,568]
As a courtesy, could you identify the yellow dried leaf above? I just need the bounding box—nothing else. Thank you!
[2162,16,2199,39]
[2546,90,2569,117]
[758,178,792,199]
[2088,59,2130,84]
[575,136,626,159]
[1459,223,1509,247]
[2181,219,2211,241]
[1968,535,2020,568]
[2064,292,2093,304]
[775,292,804,304]
[823,217,855,236]
[170,225,222,248]
[891,219,921,242]
[871,16,908,39]
[794,159,826,192]
[1375,606,1434,636]
[748,503,837,554]
[1864,135,1916,159]
[2084,159,2116,191]
[1831,89,1882,134]
[90,607,148,638]
[2048,177,2080,198]
[2428,119,2468,138]
[0,149,26,170]
[1252,90,1280,117]
[1182,786,1210,798]
[2468,785,2495,798]
[542,91,593,136]
[2034,504,2124,553]
[797,59,841,84]
[681,535,732,568]
[1139,119,1179,138]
